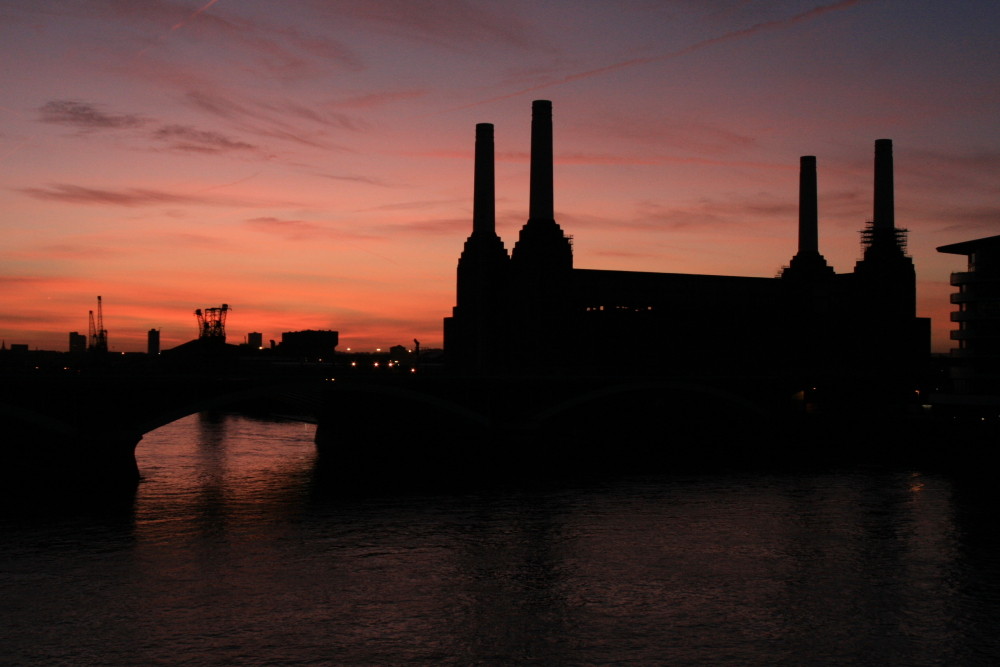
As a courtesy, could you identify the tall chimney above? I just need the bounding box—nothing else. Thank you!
[528,100,554,222]
[510,99,571,271]
[782,153,832,280]
[798,155,818,254]
[472,123,495,236]
[873,138,894,230]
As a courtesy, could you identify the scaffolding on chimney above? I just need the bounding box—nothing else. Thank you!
[860,221,908,255]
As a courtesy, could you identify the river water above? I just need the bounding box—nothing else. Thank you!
[2,412,999,665]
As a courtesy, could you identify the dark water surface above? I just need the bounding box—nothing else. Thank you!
[2,412,999,665]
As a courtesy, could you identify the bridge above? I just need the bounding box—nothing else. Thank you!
[0,360,830,489]
[4,353,971,494]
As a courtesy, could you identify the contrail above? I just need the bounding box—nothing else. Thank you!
[171,0,222,32]
[450,0,864,111]
[0,138,35,164]
[137,0,222,58]
[0,105,35,164]
[195,171,261,194]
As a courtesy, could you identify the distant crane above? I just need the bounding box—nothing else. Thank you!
[88,296,108,353]
[195,303,230,342]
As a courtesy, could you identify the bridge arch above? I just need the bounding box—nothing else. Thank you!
[131,381,329,437]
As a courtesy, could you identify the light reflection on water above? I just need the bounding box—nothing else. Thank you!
[2,412,999,665]
[133,412,318,544]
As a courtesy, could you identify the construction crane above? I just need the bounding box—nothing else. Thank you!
[195,303,230,341]
[88,295,108,353]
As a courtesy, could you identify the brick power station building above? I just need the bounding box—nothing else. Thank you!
[444,101,929,401]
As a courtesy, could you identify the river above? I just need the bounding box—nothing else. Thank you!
[2,412,999,665]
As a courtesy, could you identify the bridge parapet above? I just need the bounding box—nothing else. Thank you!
[0,367,810,489]
[311,373,802,483]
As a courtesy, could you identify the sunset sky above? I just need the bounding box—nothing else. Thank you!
[2,0,998,353]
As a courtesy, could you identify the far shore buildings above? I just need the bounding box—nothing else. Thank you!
[444,100,930,396]
[69,331,87,353]
[279,329,339,362]
[147,328,160,356]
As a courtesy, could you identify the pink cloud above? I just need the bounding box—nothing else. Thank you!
[184,90,354,151]
[382,217,468,235]
[245,216,383,242]
[315,0,543,52]
[153,124,256,153]
[18,183,293,208]
[361,199,462,213]
[336,90,428,109]
[38,100,148,131]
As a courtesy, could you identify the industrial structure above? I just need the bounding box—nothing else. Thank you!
[88,296,108,353]
[444,101,929,400]
[195,304,230,342]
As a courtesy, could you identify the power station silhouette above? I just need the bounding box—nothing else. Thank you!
[444,100,930,398]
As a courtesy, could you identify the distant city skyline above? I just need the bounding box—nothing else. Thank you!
[2,1,998,352]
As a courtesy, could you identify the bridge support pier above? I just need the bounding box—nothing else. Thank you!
[313,409,501,488]
[2,423,141,494]
[74,433,142,487]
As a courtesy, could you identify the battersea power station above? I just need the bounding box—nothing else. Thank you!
[443,100,929,396]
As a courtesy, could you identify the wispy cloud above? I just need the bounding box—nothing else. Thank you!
[245,216,399,263]
[923,205,1000,234]
[18,183,281,208]
[127,0,363,77]
[38,97,267,158]
[557,152,661,166]
[611,195,797,235]
[593,116,761,158]
[185,90,355,150]
[362,198,462,213]
[318,0,543,52]
[38,100,148,131]
[902,148,1000,192]
[246,216,332,240]
[257,99,366,132]
[185,90,259,121]
[0,275,68,286]
[267,25,363,71]
[591,249,668,261]
[380,218,468,235]
[403,149,476,160]
[171,0,221,32]
[319,173,396,187]
[336,90,428,109]
[38,95,355,161]
[153,232,236,249]
[14,243,125,260]
[246,216,381,241]
[556,192,801,239]
[153,124,257,153]
[0,312,77,326]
